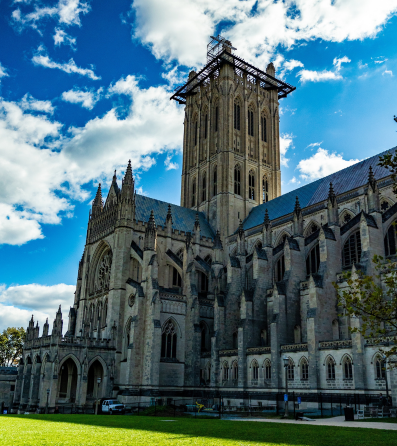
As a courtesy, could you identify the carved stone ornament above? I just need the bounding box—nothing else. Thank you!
[95,252,112,292]
[128,293,136,307]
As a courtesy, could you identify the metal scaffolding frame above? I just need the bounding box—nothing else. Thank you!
[170,47,296,104]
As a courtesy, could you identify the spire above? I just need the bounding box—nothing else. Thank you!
[328,182,337,205]
[57,305,62,315]
[327,182,339,225]
[213,230,223,250]
[43,318,49,337]
[237,220,244,239]
[123,160,134,186]
[92,183,103,217]
[294,196,301,216]
[185,231,192,249]
[144,210,157,251]
[293,196,303,236]
[194,213,200,230]
[113,170,117,183]
[368,165,376,191]
[166,204,173,225]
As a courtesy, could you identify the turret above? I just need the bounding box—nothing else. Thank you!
[292,196,303,237]
[120,160,136,220]
[327,183,339,226]
[144,210,157,251]
[52,305,63,337]
[367,166,380,213]
[262,209,272,247]
[212,230,223,264]
[43,318,49,337]
[26,315,35,341]
[193,213,201,247]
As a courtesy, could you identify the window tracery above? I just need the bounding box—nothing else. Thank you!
[342,231,362,268]
[249,170,255,200]
[95,251,112,293]
[262,176,268,202]
[161,320,177,359]
[234,165,241,196]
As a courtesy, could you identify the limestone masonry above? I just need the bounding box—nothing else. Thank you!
[12,37,397,412]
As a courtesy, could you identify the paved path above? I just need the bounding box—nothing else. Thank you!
[231,415,397,430]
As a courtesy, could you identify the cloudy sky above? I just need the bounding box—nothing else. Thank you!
[0,0,397,332]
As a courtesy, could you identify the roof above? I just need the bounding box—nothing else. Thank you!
[243,147,396,231]
[135,195,215,239]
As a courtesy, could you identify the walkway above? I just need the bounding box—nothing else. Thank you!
[233,415,397,430]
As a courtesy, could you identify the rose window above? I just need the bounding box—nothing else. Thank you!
[97,253,112,291]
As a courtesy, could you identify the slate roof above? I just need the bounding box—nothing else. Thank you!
[243,147,396,231]
[135,195,214,239]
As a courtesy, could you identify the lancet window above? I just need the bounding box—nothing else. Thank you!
[300,358,309,380]
[248,108,254,137]
[172,267,182,288]
[202,173,207,203]
[249,170,255,200]
[343,356,353,380]
[204,113,208,139]
[251,360,259,380]
[384,221,397,256]
[261,115,267,142]
[274,255,285,282]
[161,320,177,359]
[222,362,229,381]
[375,355,386,379]
[327,357,336,380]
[191,180,196,207]
[232,361,238,381]
[215,105,219,132]
[234,165,241,196]
[194,120,198,146]
[213,165,217,196]
[264,359,271,380]
[262,176,269,202]
[234,101,241,131]
[342,231,362,268]
[287,358,294,380]
[306,243,320,276]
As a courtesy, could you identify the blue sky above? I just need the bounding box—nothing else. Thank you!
[0,0,397,330]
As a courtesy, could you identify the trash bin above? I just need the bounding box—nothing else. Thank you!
[344,407,354,421]
[296,411,303,420]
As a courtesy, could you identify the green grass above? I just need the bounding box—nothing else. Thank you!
[0,414,395,445]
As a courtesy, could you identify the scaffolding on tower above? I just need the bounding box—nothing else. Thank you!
[170,35,296,105]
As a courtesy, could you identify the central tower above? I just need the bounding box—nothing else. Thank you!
[171,36,295,240]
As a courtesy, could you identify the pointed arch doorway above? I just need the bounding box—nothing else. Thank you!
[87,360,104,400]
[58,358,78,403]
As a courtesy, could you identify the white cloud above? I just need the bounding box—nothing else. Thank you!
[0,62,8,80]
[0,283,75,332]
[383,69,393,76]
[0,75,183,245]
[61,88,101,109]
[164,154,179,170]
[374,57,388,64]
[11,0,90,31]
[289,176,301,185]
[131,0,397,69]
[32,47,100,80]
[333,56,351,71]
[307,142,322,149]
[20,93,54,114]
[297,69,342,83]
[161,66,188,87]
[283,59,304,72]
[53,28,76,48]
[280,133,293,167]
[358,61,368,69]
[297,148,360,181]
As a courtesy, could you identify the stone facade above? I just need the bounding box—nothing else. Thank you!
[13,40,397,412]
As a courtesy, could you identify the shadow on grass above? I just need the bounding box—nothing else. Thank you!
[3,414,396,446]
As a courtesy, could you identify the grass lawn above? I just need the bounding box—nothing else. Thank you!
[0,414,395,446]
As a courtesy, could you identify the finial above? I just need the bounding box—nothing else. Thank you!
[264,209,270,227]
[368,165,376,189]
[213,230,223,250]
[238,219,244,238]
[329,182,335,198]
[294,196,301,213]
[123,160,134,185]
[194,212,200,229]
[166,204,172,224]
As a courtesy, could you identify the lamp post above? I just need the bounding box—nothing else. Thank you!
[95,377,102,415]
[46,389,50,414]
[282,356,289,418]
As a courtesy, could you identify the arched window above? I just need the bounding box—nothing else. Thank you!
[327,357,336,380]
[232,361,238,380]
[264,359,271,380]
[287,358,294,380]
[343,356,353,380]
[131,257,141,283]
[294,325,301,344]
[306,243,320,276]
[204,114,208,139]
[249,170,255,200]
[102,300,108,328]
[248,108,254,137]
[191,180,196,207]
[275,255,285,282]
[200,321,209,352]
[234,100,241,130]
[172,267,182,288]
[375,355,386,379]
[232,331,238,349]
[343,231,362,268]
[262,176,269,202]
[261,115,267,142]
[251,360,259,381]
[384,221,397,257]
[234,165,241,196]
[222,362,229,381]
[161,320,177,359]
[300,358,309,380]
[215,105,219,132]
[213,165,217,196]
[202,173,207,203]
[198,271,208,293]
[305,222,319,236]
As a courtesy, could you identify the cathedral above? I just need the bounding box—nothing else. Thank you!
[13,37,397,412]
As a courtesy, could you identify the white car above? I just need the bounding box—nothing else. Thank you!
[102,399,125,415]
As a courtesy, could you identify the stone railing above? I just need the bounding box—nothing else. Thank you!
[159,292,185,301]
[281,343,308,352]
[365,336,397,347]
[247,347,271,354]
[219,349,238,357]
[319,340,352,350]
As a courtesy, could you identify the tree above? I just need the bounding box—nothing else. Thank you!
[335,116,397,361]
[0,327,26,367]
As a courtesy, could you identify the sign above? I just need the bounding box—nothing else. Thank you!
[284,394,288,402]
[297,397,301,405]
